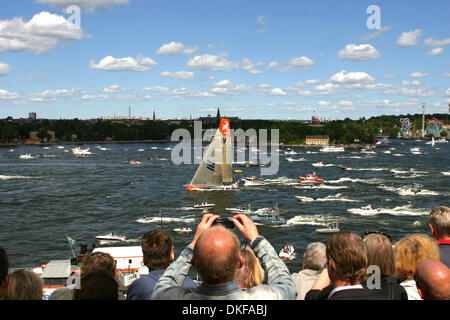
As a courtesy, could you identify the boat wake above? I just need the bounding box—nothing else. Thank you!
[314,193,362,202]
[348,205,429,216]
[286,215,339,226]
[0,174,36,180]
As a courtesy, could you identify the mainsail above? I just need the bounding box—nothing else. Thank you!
[187,118,235,190]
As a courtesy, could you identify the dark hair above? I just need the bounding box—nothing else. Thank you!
[73,270,118,300]
[82,252,116,277]
[0,247,9,284]
[141,229,173,271]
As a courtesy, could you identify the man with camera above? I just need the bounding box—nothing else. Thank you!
[151,213,296,300]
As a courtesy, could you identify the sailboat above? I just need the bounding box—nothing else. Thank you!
[186,118,238,191]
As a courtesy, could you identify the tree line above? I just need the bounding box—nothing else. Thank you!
[0,113,448,145]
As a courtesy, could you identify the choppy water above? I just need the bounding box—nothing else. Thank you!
[1,140,449,273]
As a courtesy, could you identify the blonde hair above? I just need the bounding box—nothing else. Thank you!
[394,234,440,281]
[6,269,43,300]
[237,247,265,288]
[363,233,395,277]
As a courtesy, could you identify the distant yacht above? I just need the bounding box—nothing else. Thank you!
[319,146,345,153]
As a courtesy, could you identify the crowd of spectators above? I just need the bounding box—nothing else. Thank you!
[0,206,449,300]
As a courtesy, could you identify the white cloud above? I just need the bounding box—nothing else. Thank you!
[34,0,130,13]
[337,44,382,61]
[256,16,268,25]
[0,62,12,75]
[266,61,291,72]
[160,71,195,81]
[103,84,123,93]
[270,88,286,95]
[187,53,239,71]
[89,55,158,72]
[424,37,450,47]
[288,56,315,68]
[446,88,450,96]
[426,47,444,56]
[329,70,375,84]
[384,80,437,97]
[156,41,199,56]
[410,72,428,78]
[0,11,83,54]
[29,87,82,102]
[396,29,423,47]
[241,58,263,74]
[0,89,19,100]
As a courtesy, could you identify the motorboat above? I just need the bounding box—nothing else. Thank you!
[285,157,305,162]
[338,165,353,170]
[295,196,314,202]
[247,205,286,225]
[173,227,192,234]
[128,160,141,165]
[72,147,91,157]
[193,202,215,209]
[225,205,253,214]
[234,169,243,173]
[312,161,325,167]
[397,186,419,196]
[19,153,34,159]
[242,176,264,186]
[279,244,296,260]
[137,148,145,152]
[299,173,324,183]
[136,216,152,223]
[95,233,126,244]
[315,222,340,234]
[284,148,298,155]
[319,146,345,153]
[347,205,380,215]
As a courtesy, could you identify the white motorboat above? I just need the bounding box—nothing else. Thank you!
[279,244,296,260]
[19,153,33,159]
[242,176,264,186]
[285,157,305,162]
[95,233,126,244]
[319,146,345,152]
[284,148,298,155]
[225,205,253,214]
[193,202,215,209]
[136,216,152,223]
[296,196,314,202]
[128,160,141,165]
[315,222,340,234]
[247,205,286,225]
[137,148,145,152]
[397,186,419,196]
[312,161,325,167]
[173,227,192,234]
[72,147,91,156]
[347,205,380,216]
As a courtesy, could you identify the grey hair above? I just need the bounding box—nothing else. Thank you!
[303,242,327,271]
[429,206,450,238]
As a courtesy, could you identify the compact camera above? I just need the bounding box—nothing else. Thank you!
[212,217,234,229]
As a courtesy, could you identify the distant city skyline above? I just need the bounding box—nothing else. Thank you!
[0,0,449,120]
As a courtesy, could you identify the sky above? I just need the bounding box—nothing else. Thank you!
[0,0,449,120]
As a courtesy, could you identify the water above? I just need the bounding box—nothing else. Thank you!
[1,140,449,274]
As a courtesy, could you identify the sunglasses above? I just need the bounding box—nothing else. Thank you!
[361,230,392,241]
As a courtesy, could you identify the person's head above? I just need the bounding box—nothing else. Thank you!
[302,242,327,271]
[234,246,264,289]
[363,232,395,277]
[415,259,450,300]
[192,225,242,285]
[394,234,440,281]
[6,269,43,300]
[326,232,368,285]
[73,270,118,300]
[429,206,450,240]
[0,247,9,292]
[141,229,174,271]
[81,251,116,277]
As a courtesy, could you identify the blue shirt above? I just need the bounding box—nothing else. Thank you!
[126,269,198,300]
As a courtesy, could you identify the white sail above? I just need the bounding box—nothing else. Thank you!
[187,118,235,190]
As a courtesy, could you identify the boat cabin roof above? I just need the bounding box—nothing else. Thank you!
[41,259,72,278]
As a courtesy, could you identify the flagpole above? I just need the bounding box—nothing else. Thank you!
[66,235,76,258]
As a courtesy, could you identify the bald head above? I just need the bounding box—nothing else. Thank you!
[415,259,450,300]
[193,226,241,285]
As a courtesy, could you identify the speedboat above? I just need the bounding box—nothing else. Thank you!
[19,153,33,159]
[242,176,264,186]
[315,222,340,234]
[295,196,314,202]
[225,205,253,214]
[285,157,305,162]
[284,148,298,155]
[347,205,380,215]
[193,202,215,209]
[137,148,145,152]
[72,147,91,157]
[128,160,141,165]
[312,161,325,167]
[95,233,126,244]
[397,186,419,196]
[136,216,152,223]
[173,227,192,234]
[279,244,296,260]
[319,146,345,152]
[299,173,324,183]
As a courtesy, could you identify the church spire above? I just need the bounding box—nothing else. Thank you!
[217,107,221,119]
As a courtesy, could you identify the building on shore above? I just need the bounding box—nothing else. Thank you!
[305,135,329,145]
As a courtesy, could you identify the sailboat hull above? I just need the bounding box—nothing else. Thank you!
[186,183,238,191]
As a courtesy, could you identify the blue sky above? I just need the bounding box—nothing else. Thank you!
[0,0,449,120]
